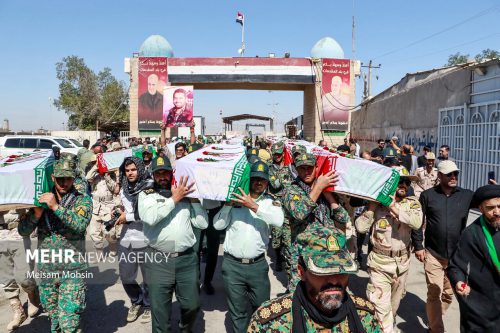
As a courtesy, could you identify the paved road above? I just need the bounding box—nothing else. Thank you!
[2,210,481,332]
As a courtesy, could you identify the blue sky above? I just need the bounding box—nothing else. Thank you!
[0,0,499,133]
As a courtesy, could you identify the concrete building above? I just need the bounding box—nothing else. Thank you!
[351,59,500,190]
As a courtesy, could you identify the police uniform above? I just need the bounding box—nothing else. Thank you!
[214,161,284,333]
[18,158,92,333]
[355,167,423,333]
[248,228,381,333]
[282,153,350,292]
[268,142,294,274]
[138,156,208,333]
[86,163,117,250]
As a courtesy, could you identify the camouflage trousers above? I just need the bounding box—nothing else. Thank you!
[40,275,86,333]
[287,241,302,293]
[270,218,291,249]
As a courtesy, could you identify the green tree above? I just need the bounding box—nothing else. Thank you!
[446,52,470,66]
[474,48,500,62]
[54,56,129,130]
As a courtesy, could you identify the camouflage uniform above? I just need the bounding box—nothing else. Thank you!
[355,167,423,333]
[85,163,117,250]
[248,228,381,333]
[18,158,92,333]
[282,154,350,292]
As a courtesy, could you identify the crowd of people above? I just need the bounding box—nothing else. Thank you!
[0,129,498,333]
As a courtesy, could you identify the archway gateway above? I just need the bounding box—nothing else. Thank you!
[125,57,359,144]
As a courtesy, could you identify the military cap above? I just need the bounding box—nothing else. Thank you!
[393,165,418,182]
[294,153,316,168]
[188,143,204,153]
[247,148,259,156]
[247,154,261,165]
[53,158,76,178]
[151,156,172,173]
[297,227,358,275]
[471,184,500,208]
[425,152,436,160]
[271,142,284,154]
[250,160,269,181]
[291,145,307,157]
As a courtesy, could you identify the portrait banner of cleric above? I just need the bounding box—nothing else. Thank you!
[138,73,165,128]
[163,85,194,128]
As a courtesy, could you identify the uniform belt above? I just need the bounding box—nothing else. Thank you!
[224,252,265,264]
[149,246,193,258]
[372,246,410,258]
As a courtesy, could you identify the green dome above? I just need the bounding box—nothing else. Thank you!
[139,35,173,57]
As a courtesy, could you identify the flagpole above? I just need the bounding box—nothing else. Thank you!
[241,19,245,56]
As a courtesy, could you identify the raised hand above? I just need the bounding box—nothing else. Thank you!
[171,176,195,203]
[231,187,258,212]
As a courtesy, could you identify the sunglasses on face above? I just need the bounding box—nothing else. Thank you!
[445,171,459,177]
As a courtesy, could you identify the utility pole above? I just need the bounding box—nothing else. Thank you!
[361,60,381,99]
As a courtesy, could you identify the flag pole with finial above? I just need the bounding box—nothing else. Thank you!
[236,11,245,56]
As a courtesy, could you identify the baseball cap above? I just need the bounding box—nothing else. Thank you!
[250,161,269,181]
[437,160,459,174]
[294,153,316,167]
[393,165,418,181]
[151,156,172,173]
[391,136,399,141]
[298,227,358,275]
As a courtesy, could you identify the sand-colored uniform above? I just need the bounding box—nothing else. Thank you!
[413,167,439,199]
[355,197,423,333]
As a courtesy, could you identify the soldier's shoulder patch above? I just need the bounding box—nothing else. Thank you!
[143,188,156,195]
[256,293,293,324]
[351,295,376,314]
[406,196,421,209]
[292,194,301,201]
[75,206,87,216]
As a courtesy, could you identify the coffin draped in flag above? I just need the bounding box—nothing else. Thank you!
[174,144,250,201]
[0,152,54,209]
[284,140,399,206]
[96,148,134,173]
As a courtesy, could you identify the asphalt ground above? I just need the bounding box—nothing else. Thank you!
[1,211,481,332]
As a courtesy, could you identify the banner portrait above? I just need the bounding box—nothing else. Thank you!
[163,85,194,128]
[321,58,351,131]
[138,57,167,130]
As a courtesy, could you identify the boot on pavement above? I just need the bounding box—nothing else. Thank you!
[7,297,27,331]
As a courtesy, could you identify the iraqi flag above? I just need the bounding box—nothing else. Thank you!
[236,11,244,25]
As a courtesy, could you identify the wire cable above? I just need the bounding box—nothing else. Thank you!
[373,4,500,60]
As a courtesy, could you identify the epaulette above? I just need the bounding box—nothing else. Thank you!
[351,295,375,314]
[256,293,293,324]
[143,188,156,195]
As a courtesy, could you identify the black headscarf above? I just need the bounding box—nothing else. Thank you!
[119,157,154,201]
[292,281,365,333]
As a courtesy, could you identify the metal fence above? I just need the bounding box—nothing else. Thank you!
[119,131,130,148]
[438,101,500,191]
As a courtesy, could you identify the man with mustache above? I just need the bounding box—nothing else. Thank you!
[248,227,381,332]
[214,160,284,333]
[138,156,208,333]
[447,184,500,332]
[356,166,423,333]
[282,152,348,292]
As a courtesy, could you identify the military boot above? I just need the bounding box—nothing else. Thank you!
[21,280,41,317]
[7,297,27,331]
[26,288,41,317]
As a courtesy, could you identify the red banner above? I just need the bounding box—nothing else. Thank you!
[321,58,351,131]
[138,57,167,130]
